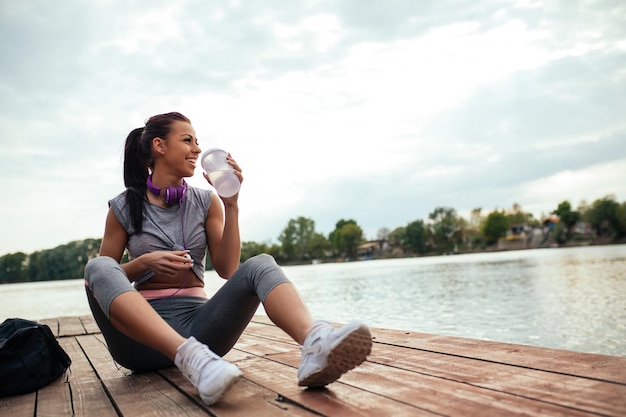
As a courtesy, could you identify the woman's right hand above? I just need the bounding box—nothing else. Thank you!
[139,250,193,279]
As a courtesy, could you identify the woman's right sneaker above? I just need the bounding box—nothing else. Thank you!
[175,336,242,405]
[297,320,372,387]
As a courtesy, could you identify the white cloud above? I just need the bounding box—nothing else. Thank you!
[272,14,344,53]
[0,0,625,254]
[96,4,185,54]
[520,159,626,212]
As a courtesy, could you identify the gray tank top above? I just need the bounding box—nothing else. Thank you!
[108,186,212,284]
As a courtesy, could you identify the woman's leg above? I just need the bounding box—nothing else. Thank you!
[109,292,185,359]
[263,282,313,345]
[228,255,371,387]
[189,254,313,353]
[84,256,184,370]
[86,284,175,370]
[85,256,242,405]
[190,253,371,388]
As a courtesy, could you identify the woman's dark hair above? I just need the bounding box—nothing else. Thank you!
[123,112,191,233]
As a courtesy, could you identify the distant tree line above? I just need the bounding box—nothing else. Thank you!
[0,239,101,284]
[1,194,625,284]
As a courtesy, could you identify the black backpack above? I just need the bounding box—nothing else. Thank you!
[0,318,72,397]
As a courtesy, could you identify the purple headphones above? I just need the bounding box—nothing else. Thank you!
[146,175,187,207]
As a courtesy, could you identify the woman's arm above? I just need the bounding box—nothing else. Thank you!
[99,208,129,264]
[99,208,139,281]
[206,192,241,279]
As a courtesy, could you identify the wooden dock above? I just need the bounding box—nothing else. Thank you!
[1,315,625,416]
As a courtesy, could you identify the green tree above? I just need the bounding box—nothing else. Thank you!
[278,217,319,261]
[552,200,581,240]
[618,202,626,237]
[278,219,297,261]
[27,250,46,281]
[329,219,354,255]
[329,219,363,259]
[506,203,537,226]
[0,238,101,283]
[387,226,405,249]
[266,243,285,263]
[340,223,364,259]
[482,210,508,244]
[428,207,461,253]
[240,241,270,263]
[404,220,428,254]
[307,232,332,260]
[585,195,622,238]
[0,252,28,283]
[465,208,485,249]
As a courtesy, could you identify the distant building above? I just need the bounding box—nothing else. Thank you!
[573,221,594,238]
[498,223,531,250]
[356,241,388,259]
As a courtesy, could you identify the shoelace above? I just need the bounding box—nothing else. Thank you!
[301,324,333,355]
[182,345,218,379]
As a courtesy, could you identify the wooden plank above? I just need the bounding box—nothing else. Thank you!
[231,332,604,417]
[247,317,626,385]
[159,364,320,417]
[35,362,73,417]
[0,391,36,417]
[243,318,626,416]
[370,343,626,416]
[76,334,209,416]
[9,315,622,417]
[371,328,626,384]
[265,350,600,417]
[225,349,437,417]
[79,314,100,334]
[58,316,87,337]
[56,337,118,417]
[39,317,60,337]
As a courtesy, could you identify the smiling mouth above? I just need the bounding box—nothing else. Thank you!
[186,158,197,165]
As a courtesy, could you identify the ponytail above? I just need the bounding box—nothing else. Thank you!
[123,127,150,233]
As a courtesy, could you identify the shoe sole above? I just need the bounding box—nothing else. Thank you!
[199,366,243,405]
[298,321,372,387]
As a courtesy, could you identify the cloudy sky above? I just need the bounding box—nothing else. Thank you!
[1,0,625,256]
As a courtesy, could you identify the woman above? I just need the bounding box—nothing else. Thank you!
[84,112,372,405]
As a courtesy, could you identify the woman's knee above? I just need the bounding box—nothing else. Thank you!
[85,256,121,283]
[84,256,131,297]
[241,253,278,272]
[238,253,289,301]
[85,255,118,273]
[84,256,133,320]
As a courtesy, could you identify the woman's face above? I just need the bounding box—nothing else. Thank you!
[157,120,201,178]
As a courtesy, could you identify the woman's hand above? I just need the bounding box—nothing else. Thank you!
[203,153,243,204]
[204,153,242,278]
[139,250,193,278]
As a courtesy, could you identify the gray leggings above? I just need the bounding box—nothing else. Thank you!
[84,254,289,371]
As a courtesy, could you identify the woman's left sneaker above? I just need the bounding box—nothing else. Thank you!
[297,320,372,387]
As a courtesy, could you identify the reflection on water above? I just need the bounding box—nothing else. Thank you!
[1,245,624,357]
[281,244,626,357]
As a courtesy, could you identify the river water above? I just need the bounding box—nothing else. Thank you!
[1,245,624,357]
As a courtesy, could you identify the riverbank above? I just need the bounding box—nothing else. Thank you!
[324,238,626,265]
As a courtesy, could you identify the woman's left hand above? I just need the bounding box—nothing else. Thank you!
[203,153,243,202]
[226,153,243,186]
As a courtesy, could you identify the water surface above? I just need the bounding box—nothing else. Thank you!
[1,245,624,356]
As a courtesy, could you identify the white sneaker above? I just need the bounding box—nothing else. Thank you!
[175,337,242,405]
[297,320,372,387]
